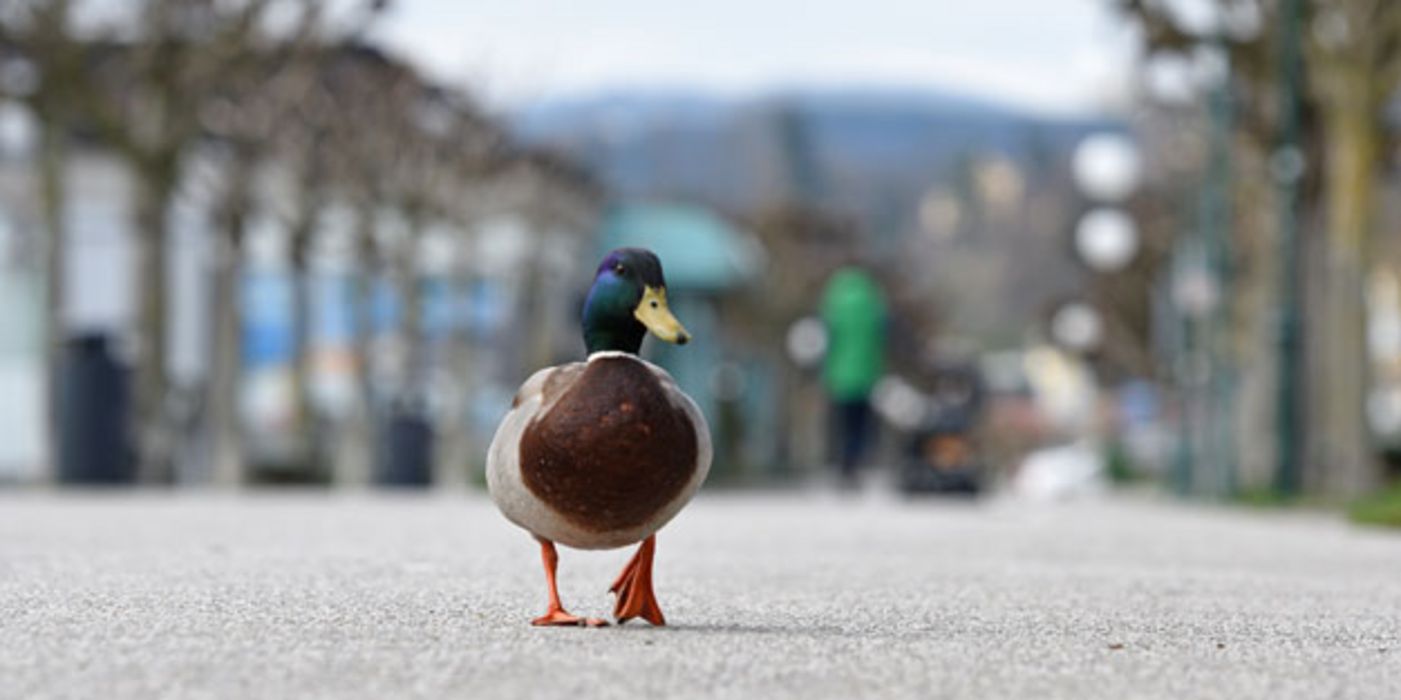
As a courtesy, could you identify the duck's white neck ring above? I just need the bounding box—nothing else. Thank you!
[587,350,636,361]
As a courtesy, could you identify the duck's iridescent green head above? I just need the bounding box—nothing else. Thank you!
[582,248,691,354]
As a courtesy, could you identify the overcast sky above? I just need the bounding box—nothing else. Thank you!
[369,0,1144,117]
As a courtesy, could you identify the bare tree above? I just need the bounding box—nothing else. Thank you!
[292,45,440,484]
[64,0,302,482]
[1304,0,1401,495]
[0,0,79,482]
[195,3,386,486]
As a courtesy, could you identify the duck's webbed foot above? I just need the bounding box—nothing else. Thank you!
[609,535,666,626]
[532,536,609,628]
[532,609,609,627]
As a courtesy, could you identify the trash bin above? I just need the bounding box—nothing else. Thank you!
[376,401,434,487]
[58,333,134,484]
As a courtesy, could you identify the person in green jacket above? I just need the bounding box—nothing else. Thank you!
[820,266,888,486]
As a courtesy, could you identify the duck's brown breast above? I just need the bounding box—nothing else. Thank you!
[519,356,697,533]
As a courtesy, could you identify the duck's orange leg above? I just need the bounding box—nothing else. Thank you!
[609,535,666,626]
[532,537,608,627]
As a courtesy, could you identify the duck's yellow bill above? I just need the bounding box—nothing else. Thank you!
[634,286,691,345]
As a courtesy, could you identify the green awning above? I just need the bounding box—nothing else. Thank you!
[597,203,761,292]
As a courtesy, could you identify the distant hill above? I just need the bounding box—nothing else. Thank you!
[510,87,1123,228]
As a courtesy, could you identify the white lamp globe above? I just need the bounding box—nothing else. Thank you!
[1050,302,1104,352]
[785,316,827,368]
[1075,208,1140,272]
[1073,133,1142,202]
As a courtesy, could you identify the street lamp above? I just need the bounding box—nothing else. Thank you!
[1066,131,1141,494]
[1273,0,1306,497]
[1162,14,1241,500]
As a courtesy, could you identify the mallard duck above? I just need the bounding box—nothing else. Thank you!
[487,248,712,627]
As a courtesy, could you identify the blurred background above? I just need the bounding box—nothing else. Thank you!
[0,0,1399,519]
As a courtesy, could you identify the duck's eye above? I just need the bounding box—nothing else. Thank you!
[650,300,659,309]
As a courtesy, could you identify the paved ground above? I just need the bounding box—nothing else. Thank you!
[2,490,1400,699]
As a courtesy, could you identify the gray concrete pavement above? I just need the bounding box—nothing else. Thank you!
[2,491,1400,699]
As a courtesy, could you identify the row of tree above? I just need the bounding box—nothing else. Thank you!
[0,0,602,484]
[1113,0,1401,496]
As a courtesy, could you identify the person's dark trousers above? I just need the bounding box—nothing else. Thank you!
[831,398,873,483]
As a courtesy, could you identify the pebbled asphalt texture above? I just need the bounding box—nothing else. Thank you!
[2,490,1399,699]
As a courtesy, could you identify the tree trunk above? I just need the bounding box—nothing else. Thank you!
[287,221,317,471]
[1232,155,1280,492]
[132,167,177,484]
[1312,77,1379,497]
[334,205,378,487]
[37,120,67,485]
[436,262,476,489]
[206,155,254,487]
[394,232,423,394]
[517,229,552,375]
[207,223,246,487]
